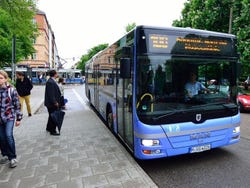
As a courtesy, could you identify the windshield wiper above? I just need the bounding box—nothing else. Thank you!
[153,109,186,121]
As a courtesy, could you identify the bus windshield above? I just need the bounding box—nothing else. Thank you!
[136,55,238,124]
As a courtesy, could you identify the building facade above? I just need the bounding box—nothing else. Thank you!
[18,10,59,69]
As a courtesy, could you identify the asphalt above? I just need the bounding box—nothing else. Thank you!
[0,85,158,188]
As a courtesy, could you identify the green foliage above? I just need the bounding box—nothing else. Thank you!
[0,0,38,65]
[77,43,108,74]
[173,0,231,33]
[234,0,250,78]
[173,0,250,80]
[125,23,136,33]
[0,8,12,67]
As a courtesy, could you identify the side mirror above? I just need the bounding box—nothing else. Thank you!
[120,58,131,79]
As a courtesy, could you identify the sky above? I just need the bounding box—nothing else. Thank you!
[37,0,187,67]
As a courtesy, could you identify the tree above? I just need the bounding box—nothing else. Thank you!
[0,8,12,67]
[234,0,250,78]
[173,0,250,80]
[125,22,136,33]
[0,0,38,66]
[173,0,232,33]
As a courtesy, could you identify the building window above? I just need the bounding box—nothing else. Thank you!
[32,53,37,60]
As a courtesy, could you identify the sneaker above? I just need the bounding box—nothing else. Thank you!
[0,156,9,164]
[9,159,18,168]
[28,113,32,117]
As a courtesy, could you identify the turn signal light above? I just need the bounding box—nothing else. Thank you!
[142,149,161,155]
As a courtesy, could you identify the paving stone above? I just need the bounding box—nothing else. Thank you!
[68,151,88,161]
[79,158,99,167]
[97,153,118,163]
[99,183,123,188]
[0,179,19,188]
[91,163,113,175]
[82,174,108,188]
[122,178,153,188]
[39,150,59,158]
[111,160,134,171]
[18,176,45,188]
[35,164,57,176]
[10,167,36,180]
[57,179,83,188]
[105,170,131,184]
[45,171,69,185]
[48,156,67,165]
[26,157,48,168]
[57,161,79,172]
[70,166,93,179]
[0,169,12,182]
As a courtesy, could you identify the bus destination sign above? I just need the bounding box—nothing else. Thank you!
[148,34,234,56]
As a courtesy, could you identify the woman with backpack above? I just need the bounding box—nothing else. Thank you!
[0,70,22,168]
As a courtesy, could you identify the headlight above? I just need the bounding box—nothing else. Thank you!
[233,126,240,133]
[142,139,160,146]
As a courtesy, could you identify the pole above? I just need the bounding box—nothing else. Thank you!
[11,35,16,82]
[228,0,234,34]
[228,6,233,34]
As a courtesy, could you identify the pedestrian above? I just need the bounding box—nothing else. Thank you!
[44,70,61,136]
[16,71,33,116]
[58,77,66,109]
[38,73,43,84]
[0,70,22,168]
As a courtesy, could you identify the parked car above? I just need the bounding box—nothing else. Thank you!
[237,87,250,112]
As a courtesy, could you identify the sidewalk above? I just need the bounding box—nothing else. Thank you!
[0,85,158,188]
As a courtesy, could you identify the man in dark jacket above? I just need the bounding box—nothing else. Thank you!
[44,70,61,136]
[16,71,33,116]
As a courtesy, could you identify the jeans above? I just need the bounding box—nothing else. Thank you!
[0,120,16,160]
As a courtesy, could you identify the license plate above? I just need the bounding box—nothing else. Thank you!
[191,144,211,153]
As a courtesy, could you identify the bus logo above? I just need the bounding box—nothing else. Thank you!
[196,114,202,122]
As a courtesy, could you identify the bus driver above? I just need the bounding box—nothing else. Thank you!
[185,72,209,101]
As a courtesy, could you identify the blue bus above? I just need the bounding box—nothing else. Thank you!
[58,69,84,84]
[4,67,83,84]
[85,26,240,160]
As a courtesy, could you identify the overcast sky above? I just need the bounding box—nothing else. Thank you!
[37,0,186,66]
